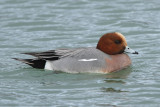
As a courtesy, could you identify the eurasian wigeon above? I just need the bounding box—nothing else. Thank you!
[14,32,138,73]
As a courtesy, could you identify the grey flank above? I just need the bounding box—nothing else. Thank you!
[48,48,110,73]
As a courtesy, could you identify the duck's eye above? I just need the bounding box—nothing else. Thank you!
[114,40,121,44]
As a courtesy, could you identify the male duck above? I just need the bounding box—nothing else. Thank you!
[14,32,138,73]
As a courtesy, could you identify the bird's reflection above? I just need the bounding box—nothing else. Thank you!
[101,87,128,93]
[105,66,132,79]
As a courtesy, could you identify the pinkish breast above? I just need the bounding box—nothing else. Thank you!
[104,54,131,73]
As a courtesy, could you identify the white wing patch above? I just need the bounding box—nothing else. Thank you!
[78,58,98,62]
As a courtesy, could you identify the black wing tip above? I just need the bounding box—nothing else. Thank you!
[21,52,37,56]
[20,50,60,60]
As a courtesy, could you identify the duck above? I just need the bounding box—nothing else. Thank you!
[14,32,138,73]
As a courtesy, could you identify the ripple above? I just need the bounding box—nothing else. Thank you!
[1,0,160,106]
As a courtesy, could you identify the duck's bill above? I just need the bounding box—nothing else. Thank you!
[124,46,138,54]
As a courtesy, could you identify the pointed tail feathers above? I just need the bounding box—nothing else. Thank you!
[13,58,46,69]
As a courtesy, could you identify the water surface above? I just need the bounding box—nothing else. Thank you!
[0,0,160,106]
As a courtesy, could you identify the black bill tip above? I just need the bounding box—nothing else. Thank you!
[133,51,138,54]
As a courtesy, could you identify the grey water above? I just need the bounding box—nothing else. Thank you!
[0,0,160,106]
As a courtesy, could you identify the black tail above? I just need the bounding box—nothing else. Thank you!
[13,58,46,69]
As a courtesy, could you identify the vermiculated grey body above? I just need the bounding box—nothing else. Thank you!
[46,48,110,73]
[14,48,110,73]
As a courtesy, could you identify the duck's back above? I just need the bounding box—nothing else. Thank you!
[45,48,110,73]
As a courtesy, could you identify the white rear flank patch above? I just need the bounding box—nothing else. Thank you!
[45,61,53,70]
[78,58,98,62]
